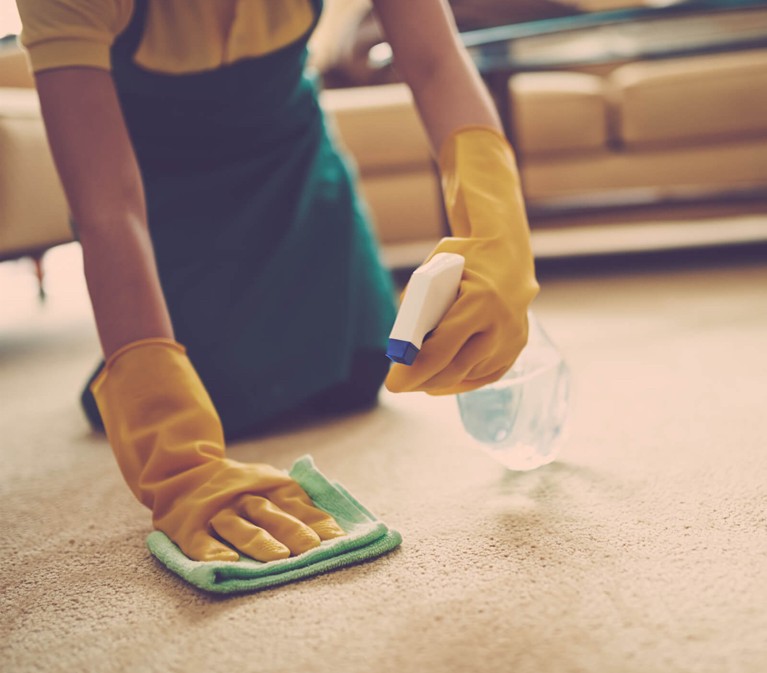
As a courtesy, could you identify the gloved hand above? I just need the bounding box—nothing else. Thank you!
[91,338,346,562]
[385,126,539,395]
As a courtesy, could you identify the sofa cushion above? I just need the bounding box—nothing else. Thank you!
[610,49,767,147]
[321,83,432,173]
[520,136,767,200]
[508,72,608,156]
[359,170,444,245]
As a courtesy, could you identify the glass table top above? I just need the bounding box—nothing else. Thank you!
[463,2,767,72]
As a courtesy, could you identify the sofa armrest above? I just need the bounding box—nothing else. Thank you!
[0,45,35,89]
[0,87,73,260]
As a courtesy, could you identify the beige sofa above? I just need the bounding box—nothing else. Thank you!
[2,15,767,278]
[313,0,767,263]
[321,46,767,265]
[0,47,71,265]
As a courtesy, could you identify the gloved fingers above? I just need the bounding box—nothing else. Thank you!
[421,335,524,395]
[238,495,322,556]
[469,363,512,387]
[388,273,531,395]
[454,344,518,389]
[386,293,482,393]
[421,300,529,396]
[411,330,497,394]
[269,483,347,541]
[425,363,511,396]
[210,507,291,562]
[180,529,240,563]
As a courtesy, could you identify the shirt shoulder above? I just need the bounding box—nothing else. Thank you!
[17,0,133,72]
[135,0,316,74]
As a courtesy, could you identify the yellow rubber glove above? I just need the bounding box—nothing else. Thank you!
[91,338,346,562]
[385,126,539,395]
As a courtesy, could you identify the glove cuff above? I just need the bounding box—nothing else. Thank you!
[437,125,524,240]
[437,125,514,174]
[90,337,226,510]
[91,338,185,395]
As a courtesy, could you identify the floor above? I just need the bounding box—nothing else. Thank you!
[2,242,766,673]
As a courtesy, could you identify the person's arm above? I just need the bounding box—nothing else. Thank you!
[372,0,540,394]
[34,68,345,561]
[35,68,173,358]
[370,0,501,154]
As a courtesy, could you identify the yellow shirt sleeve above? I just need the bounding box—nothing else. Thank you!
[17,0,316,75]
[135,0,315,74]
[17,0,133,73]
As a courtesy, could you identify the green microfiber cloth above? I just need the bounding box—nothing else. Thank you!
[146,455,402,594]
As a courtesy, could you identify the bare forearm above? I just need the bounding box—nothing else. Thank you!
[372,0,503,155]
[78,215,174,358]
[36,68,174,359]
[403,43,502,155]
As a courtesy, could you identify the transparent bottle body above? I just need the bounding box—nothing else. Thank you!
[456,313,571,471]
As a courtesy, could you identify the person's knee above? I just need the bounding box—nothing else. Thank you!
[309,350,389,415]
[80,361,106,432]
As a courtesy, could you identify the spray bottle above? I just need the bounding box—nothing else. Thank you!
[387,253,570,471]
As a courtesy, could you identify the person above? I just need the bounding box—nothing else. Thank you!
[15,0,539,564]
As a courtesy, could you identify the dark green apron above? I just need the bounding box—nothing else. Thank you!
[108,0,396,435]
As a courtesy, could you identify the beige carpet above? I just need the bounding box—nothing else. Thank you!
[2,245,766,673]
